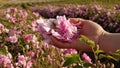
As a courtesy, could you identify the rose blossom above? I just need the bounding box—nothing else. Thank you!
[82,53,92,63]
[24,34,32,43]
[7,34,18,43]
[55,16,78,42]
[5,14,11,19]
[0,23,4,30]
[27,51,35,58]
[31,35,37,43]
[26,61,32,68]
[37,18,56,43]
[33,12,39,17]
[0,53,13,68]
[63,49,77,55]
[17,54,27,67]
[7,8,17,13]
[37,16,80,42]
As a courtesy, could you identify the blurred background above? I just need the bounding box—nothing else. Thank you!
[0,0,120,9]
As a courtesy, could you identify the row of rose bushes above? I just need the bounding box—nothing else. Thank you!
[32,4,120,33]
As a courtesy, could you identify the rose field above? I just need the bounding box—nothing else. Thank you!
[0,0,120,68]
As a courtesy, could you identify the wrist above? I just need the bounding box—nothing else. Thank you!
[98,30,110,52]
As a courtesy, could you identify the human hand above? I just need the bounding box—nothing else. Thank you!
[50,18,108,51]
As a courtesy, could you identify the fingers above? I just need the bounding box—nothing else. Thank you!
[49,35,91,51]
[69,18,80,24]
[49,36,71,49]
[69,18,88,27]
[69,18,87,34]
[69,18,86,23]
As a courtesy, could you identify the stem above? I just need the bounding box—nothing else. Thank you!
[92,46,98,63]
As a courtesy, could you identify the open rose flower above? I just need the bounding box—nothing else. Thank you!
[37,16,80,55]
[24,34,32,43]
[37,16,80,42]
[7,34,18,43]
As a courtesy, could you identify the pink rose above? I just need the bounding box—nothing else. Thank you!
[37,16,80,43]
[64,49,77,55]
[0,23,4,30]
[8,35,18,43]
[26,61,32,68]
[27,51,35,58]
[18,54,27,67]
[82,53,92,63]
[24,34,32,43]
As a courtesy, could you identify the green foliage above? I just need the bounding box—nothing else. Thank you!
[63,35,106,67]
[79,35,104,60]
[63,54,82,67]
[73,65,83,68]
[0,46,8,55]
[79,35,95,48]
[98,49,120,62]
[83,63,95,67]
[99,54,120,62]
[114,49,120,55]
[78,35,120,67]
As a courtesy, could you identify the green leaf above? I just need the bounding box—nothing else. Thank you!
[95,45,104,55]
[0,36,2,40]
[83,63,95,67]
[73,65,83,68]
[79,35,95,48]
[114,49,120,55]
[0,47,8,55]
[99,54,119,62]
[107,55,119,62]
[94,49,104,60]
[99,54,106,59]
[95,50,104,55]
[63,54,81,67]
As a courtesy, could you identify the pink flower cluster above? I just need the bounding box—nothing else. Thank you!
[0,52,34,68]
[37,16,80,55]
[0,53,14,68]
[63,49,77,55]
[37,16,79,42]
[7,34,18,43]
[16,53,33,68]
[5,8,28,23]
[0,8,41,68]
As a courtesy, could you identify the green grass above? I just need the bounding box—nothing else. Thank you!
[0,0,120,9]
